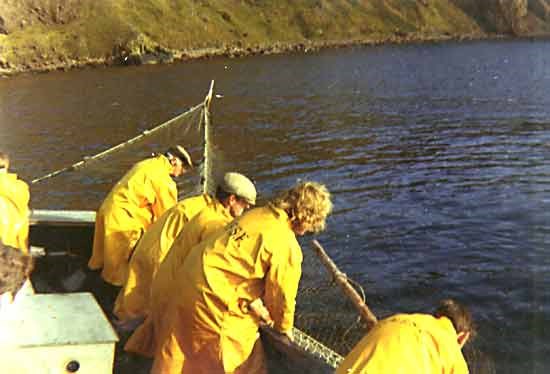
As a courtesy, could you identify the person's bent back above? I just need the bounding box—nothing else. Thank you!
[124,172,257,359]
[112,193,213,323]
[336,299,476,374]
[88,145,192,286]
[149,181,332,374]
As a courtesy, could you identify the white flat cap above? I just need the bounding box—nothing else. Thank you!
[220,172,257,205]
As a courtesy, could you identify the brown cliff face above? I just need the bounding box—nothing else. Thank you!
[494,0,528,35]
[531,0,550,20]
[451,0,550,35]
[0,0,84,33]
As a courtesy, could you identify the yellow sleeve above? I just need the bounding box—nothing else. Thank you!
[199,218,228,242]
[15,179,30,252]
[172,211,227,270]
[14,179,30,209]
[451,356,470,374]
[150,176,177,220]
[263,234,303,334]
[163,208,189,243]
[0,178,30,252]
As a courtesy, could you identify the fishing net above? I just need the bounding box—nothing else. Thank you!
[296,245,497,374]
[293,244,368,367]
[31,83,361,368]
[297,280,366,352]
[31,83,220,203]
[28,82,495,374]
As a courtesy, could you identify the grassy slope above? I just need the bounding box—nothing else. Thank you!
[0,0,545,74]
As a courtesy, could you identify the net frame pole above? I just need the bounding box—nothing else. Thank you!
[202,80,215,194]
[310,239,378,330]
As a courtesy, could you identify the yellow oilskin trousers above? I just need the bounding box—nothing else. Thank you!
[113,194,213,322]
[336,314,469,374]
[124,197,233,360]
[88,155,177,286]
[150,204,302,374]
[0,172,30,253]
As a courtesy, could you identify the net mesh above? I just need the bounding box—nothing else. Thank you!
[296,246,369,360]
[30,97,226,206]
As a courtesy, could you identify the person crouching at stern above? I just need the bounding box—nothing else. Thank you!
[336,298,477,374]
[150,180,333,374]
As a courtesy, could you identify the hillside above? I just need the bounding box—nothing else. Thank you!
[1,0,549,75]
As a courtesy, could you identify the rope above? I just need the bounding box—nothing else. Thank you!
[31,102,205,184]
[292,327,344,368]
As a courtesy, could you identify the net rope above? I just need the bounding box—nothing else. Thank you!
[29,83,221,209]
[296,248,371,356]
[292,327,344,368]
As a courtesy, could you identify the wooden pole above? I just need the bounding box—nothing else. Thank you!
[310,239,377,329]
[202,80,215,195]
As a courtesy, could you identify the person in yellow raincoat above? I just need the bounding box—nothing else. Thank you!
[148,181,332,374]
[336,299,476,374]
[0,152,30,253]
[112,193,212,324]
[88,145,192,286]
[124,172,257,358]
[114,172,257,325]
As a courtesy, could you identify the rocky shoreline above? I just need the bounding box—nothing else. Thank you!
[2,0,550,78]
[0,32,500,77]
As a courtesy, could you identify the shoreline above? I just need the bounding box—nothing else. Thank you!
[1,32,547,78]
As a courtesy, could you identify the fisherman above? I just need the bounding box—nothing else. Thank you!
[147,181,332,374]
[113,172,257,326]
[88,145,192,286]
[124,172,257,358]
[0,152,30,253]
[336,299,476,374]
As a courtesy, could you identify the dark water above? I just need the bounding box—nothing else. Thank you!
[1,39,550,373]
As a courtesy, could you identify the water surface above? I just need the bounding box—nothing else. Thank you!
[1,39,549,373]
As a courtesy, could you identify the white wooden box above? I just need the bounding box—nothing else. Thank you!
[0,292,118,374]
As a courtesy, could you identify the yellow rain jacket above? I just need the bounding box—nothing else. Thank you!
[336,313,469,374]
[149,204,302,374]
[124,197,233,359]
[113,194,213,321]
[0,172,30,253]
[88,155,178,286]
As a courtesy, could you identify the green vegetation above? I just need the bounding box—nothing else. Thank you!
[0,0,549,75]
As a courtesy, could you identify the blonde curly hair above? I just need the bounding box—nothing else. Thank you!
[273,181,333,233]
